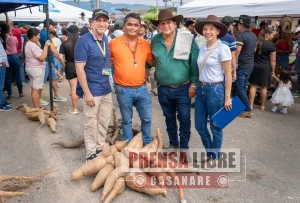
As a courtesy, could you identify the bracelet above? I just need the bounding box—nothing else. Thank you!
[191,85,197,89]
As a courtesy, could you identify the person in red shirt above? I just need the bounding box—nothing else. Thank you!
[252,21,267,37]
[5,12,28,83]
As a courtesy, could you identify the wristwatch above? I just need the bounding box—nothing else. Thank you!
[191,84,197,89]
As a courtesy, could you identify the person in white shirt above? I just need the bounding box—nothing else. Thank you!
[50,30,63,81]
[76,12,89,29]
[108,20,123,42]
[0,36,11,111]
[194,15,232,165]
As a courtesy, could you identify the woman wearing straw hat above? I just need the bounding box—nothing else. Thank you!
[194,15,232,165]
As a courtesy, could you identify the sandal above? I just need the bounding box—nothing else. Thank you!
[260,106,265,111]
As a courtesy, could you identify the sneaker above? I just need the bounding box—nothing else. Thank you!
[96,149,102,155]
[69,109,79,115]
[239,111,253,118]
[280,108,287,114]
[53,95,67,102]
[19,94,24,98]
[271,106,278,112]
[0,105,12,111]
[86,154,97,162]
[22,82,26,86]
[4,101,12,107]
[293,92,300,98]
[40,98,49,106]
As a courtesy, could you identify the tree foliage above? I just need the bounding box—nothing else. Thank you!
[147,6,157,14]
[142,12,158,25]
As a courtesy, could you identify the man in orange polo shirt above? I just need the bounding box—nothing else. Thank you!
[109,13,154,144]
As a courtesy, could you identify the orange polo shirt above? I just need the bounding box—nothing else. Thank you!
[109,35,153,87]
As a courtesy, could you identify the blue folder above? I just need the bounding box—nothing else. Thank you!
[211,96,246,130]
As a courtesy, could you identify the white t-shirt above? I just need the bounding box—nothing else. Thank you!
[76,18,89,29]
[197,40,232,82]
[195,34,206,48]
[52,37,62,53]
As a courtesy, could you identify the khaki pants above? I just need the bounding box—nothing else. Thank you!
[83,93,112,158]
[147,67,157,91]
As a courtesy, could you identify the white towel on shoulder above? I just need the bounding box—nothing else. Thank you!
[173,30,194,60]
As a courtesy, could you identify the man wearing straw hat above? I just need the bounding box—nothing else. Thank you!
[151,9,199,150]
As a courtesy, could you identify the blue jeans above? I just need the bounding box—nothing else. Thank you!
[235,69,252,111]
[0,66,6,105]
[44,62,58,83]
[5,54,23,96]
[276,55,289,67]
[195,84,224,160]
[296,56,300,92]
[109,65,114,86]
[115,84,152,145]
[16,53,25,82]
[157,83,191,149]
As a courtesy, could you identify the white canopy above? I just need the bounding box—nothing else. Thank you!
[0,0,92,22]
[178,0,300,18]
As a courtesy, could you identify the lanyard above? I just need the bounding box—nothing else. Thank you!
[90,30,106,65]
[95,40,106,57]
[124,36,138,67]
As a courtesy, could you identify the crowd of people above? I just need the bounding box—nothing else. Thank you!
[0,9,299,164]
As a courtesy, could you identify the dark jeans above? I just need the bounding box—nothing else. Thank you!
[296,56,300,92]
[235,69,252,111]
[16,53,25,82]
[157,83,191,149]
[5,54,22,96]
[0,66,6,105]
[195,84,224,160]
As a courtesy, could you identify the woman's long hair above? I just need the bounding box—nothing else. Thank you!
[256,27,274,55]
[0,24,10,49]
[64,32,79,61]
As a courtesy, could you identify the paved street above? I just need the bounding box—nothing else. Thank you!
[0,80,299,203]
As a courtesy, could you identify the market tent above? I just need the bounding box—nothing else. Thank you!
[0,0,92,22]
[0,0,47,13]
[177,0,300,18]
[0,0,57,110]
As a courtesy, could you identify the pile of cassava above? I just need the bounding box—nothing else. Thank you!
[71,129,187,203]
[0,171,54,203]
[15,103,59,132]
[51,107,141,148]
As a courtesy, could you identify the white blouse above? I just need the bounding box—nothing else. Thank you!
[197,39,232,82]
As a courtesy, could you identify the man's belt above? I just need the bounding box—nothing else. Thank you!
[167,80,191,88]
[115,82,146,89]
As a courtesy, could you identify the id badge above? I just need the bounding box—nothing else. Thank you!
[102,68,110,76]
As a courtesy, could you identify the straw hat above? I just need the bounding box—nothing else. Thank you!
[280,16,292,33]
